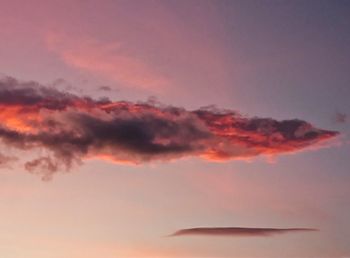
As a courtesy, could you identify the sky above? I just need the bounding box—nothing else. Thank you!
[0,0,349,257]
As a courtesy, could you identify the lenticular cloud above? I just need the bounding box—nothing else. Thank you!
[169,227,318,237]
[0,76,338,178]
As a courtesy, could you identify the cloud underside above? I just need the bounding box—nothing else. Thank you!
[170,227,318,237]
[0,76,338,178]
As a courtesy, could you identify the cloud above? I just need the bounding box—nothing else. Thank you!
[98,85,112,92]
[0,76,338,179]
[333,112,347,124]
[169,227,318,237]
[46,32,169,92]
[0,152,17,167]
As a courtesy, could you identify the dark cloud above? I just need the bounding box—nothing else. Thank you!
[0,76,339,179]
[333,112,347,124]
[98,85,112,91]
[169,227,318,237]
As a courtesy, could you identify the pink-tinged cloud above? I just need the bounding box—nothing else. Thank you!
[0,152,16,167]
[46,32,169,91]
[169,227,318,237]
[0,76,338,179]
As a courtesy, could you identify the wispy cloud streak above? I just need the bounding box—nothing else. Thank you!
[0,76,338,178]
[46,33,169,91]
[169,227,318,237]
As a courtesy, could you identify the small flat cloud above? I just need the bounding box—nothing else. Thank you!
[98,85,112,92]
[169,227,318,237]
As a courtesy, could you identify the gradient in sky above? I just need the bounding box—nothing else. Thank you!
[0,0,350,257]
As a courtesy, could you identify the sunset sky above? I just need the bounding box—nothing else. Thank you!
[0,1,350,257]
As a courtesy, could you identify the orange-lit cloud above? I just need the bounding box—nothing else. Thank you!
[0,76,338,178]
[170,227,318,237]
[46,32,169,92]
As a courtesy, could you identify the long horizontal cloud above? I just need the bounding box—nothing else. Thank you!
[0,76,338,178]
[169,227,318,237]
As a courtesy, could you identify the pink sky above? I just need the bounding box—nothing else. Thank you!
[0,1,350,257]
